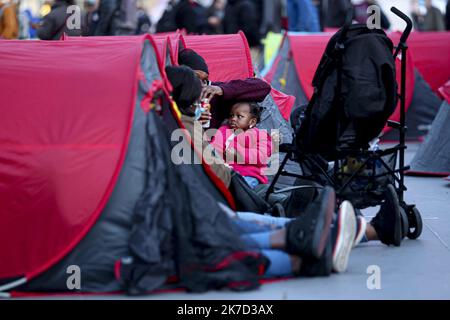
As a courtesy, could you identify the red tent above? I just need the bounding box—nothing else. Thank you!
[396,32,450,94]
[153,31,185,66]
[183,32,253,81]
[0,36,159,282]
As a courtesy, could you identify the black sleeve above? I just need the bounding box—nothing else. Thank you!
[37,13,57,40]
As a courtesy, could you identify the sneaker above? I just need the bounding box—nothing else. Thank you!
[299,235,333,277]
[284,179,320,218]
[370,184,402,246]
[353,214,367,247]
[331,201,357,273]
[285,186,335,259]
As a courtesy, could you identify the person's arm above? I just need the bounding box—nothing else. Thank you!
[0,6,18,39]
[213,78,271,102]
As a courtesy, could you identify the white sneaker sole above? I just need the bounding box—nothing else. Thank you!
[332,201,357,273]
[353,216,367,248]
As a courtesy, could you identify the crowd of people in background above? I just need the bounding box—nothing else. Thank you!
[1,0,449,42]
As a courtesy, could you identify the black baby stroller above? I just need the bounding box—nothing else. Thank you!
[266,8,422,240]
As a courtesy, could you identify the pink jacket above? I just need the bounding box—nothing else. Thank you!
[211,125,272,184]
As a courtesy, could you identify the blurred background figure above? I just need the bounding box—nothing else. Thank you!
[224,0,262,61]
[286,0,320,32]
[206,0,225,34]
[321,0,352,29]
[446,0,449,30]
[135,2,151,34]
[353,0,390,29]
[155,0,177,33]
[0,0,19,39]
[82,0,98,36]
[92,0,138,36]
[259,0,284,36]
[412,0,445,31]
[174,0,208,34]
[32,0,82,40]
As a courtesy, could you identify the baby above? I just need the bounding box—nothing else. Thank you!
[211,102,272,188]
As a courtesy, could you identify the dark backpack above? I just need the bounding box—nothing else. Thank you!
[297,24,397,161]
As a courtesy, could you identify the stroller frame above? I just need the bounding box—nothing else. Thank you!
[266,7,422,240]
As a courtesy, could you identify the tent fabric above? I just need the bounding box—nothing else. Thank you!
[439,80,450,104]
[389,32,450,95]
[381,71,442,141]
[0,37,154,281]
[151,36,172,67]
[14,42,159,292]
[407,101,450,176]
[182,32,254,81]
[262,31,284,68]
[153,32,185,66]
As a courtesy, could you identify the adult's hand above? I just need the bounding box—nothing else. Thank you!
[198,110,212,125]
[201,85,223,100]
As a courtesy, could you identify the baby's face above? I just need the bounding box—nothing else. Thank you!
[228,103,255,130]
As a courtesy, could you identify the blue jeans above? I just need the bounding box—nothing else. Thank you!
[243,176,260,189]
[287,0,321,32]
[236,212,291,228]
[230,215,294,277]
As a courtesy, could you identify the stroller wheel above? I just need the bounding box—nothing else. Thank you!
[399,206,409,239]
[407,206,423,240]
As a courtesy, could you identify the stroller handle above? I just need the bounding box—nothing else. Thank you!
[391,7,413,47]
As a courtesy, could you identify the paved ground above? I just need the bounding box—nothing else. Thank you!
[18,144,450,300]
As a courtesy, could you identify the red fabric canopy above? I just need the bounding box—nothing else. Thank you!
[153,32,185,66]
[183,32,295,120]
[0,37,152,280]
[390,32,450,94]
[182,32,254,81]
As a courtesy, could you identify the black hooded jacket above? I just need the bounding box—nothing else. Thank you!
[223,0,261,47]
